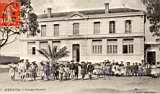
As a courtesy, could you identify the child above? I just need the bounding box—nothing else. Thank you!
[9,65,15,81]
[59,64,65,81]
[64,65,69,80]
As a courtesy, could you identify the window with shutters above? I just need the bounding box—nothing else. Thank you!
[40,41,48,51]
[92,40,102,54]
[73,23,79,35]
[123,39,134,54]
[107,39,118,54]
[54,24,59,36]
[94,22,100,34]
[109,21,115,33]
[41,25,46,37]
[52,41,61,51]
[125,20,132,33]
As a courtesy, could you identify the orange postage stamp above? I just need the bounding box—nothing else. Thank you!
[0,0,20,27]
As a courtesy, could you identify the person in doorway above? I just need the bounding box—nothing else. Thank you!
[74,62,79,80]
[70,60,75,80]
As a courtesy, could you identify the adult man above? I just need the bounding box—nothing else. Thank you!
[70,60,75,80]
[74,62,79,80]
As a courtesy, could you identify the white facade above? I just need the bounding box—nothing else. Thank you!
[18,3,145,63]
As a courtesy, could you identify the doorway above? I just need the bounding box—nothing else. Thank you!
[147,51,156,65]
[72,44,80,62]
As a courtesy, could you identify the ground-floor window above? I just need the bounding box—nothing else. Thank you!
[28,42,36,55]
[107,39,118,54]
[40,41,48,51]
[107,45,118,54]
[92,40,102,54]
[123,39,134,54]
[52,41,61,51]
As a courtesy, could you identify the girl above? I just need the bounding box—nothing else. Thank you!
[59,64,65,81]
[9,65,15,81]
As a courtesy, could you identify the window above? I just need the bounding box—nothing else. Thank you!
[52,41,61,51]
[92,40,102,54]
[107,39,118,54]
[123,39,134,54]
[109,21,115,33]
[28,42,36,55]
[125,20,132,33]
[73,23,79,35]
[94,22,100,34]
[32,47,36,55]
[54,24,59,36]
[123,45,133,54]
[40,41,48,51]
[41,25,46,37]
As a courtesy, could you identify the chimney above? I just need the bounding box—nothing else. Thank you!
[104,3,109,14]
[47,8,52,17]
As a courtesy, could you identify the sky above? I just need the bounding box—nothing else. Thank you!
[31,0,145,14]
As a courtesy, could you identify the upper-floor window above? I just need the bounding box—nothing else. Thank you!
[94,22,100,34]
[73,23,79,35]
[109,21,115,33]
[41,25,46,37]
[125,20,132,33]
[54,24,59,36]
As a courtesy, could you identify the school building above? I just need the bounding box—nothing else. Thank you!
[17,2,148,64]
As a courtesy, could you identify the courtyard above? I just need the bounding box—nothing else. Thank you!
[0,72,160,94]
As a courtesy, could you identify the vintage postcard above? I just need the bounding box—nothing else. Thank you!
[0,0,160,94]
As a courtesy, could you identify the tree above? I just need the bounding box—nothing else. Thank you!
[0,0,39,49]
[142,0,160,36]
[38,45,70,63]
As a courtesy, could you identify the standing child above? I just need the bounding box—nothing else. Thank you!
[9,64,16,81]
[59,64,65,81]
[64,65,69,80]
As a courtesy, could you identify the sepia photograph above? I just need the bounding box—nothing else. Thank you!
[0,0,160,94]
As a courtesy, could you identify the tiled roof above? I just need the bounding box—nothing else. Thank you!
[38,8,142,18]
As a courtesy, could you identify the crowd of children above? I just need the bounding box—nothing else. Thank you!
[8,59,151,81]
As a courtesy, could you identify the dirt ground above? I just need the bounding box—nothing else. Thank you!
[0,72,160,94]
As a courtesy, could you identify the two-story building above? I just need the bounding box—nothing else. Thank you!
[19,2,145,63]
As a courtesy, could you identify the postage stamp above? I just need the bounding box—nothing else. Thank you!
[0,0,20,27]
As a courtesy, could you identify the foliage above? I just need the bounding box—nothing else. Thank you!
[142,0,160,36]
[38,45,70,63]
[28,13,39,36]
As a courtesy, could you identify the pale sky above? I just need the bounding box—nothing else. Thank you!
[31,0,145,14]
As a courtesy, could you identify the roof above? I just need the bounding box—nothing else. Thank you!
[38,8,143,18]
[0,56,20,65]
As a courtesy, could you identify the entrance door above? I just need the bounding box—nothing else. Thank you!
[72,44,80,62]
[147,51,156,65]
